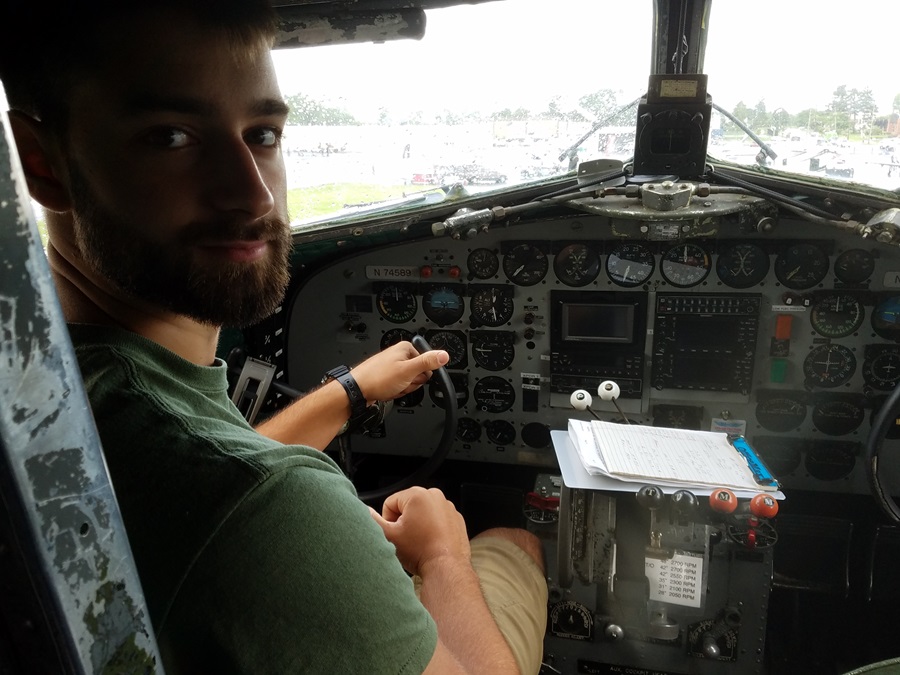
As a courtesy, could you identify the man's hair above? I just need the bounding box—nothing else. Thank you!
[0,0,278,136]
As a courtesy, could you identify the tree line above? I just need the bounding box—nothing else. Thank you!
[286,87,900,139]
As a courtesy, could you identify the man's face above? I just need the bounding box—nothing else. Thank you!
[60,11,292,327]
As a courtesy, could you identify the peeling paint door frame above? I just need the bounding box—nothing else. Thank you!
[0,96,163,673]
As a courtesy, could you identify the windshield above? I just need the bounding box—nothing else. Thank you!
[704,0,900,192]
[273,0,899,227]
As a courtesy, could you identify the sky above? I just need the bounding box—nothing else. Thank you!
[271,0,899,124]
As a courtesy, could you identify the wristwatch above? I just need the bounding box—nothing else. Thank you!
[321,365,368,419]
[322,365,384,433]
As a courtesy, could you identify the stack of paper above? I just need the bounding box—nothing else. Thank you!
[567,418,778,492]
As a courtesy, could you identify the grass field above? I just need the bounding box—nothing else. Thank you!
[31,183,422,246]
[287,182,427,222]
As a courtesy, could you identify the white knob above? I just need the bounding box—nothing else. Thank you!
[597,380,621,401]
[570,389,593,410]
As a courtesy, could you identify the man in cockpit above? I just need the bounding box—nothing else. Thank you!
[0,0,547,672]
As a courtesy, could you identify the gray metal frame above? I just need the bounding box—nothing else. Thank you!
[0,97,162,673]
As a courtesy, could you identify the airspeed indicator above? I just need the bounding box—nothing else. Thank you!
[376,284,417,323]
[810,294,864,338]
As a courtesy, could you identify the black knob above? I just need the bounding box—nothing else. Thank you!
[636,484,665,511]
[670,490,699,519]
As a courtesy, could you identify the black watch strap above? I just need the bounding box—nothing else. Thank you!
[322,365,368,419]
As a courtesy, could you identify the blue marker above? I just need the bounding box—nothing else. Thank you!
[727,435,779,487]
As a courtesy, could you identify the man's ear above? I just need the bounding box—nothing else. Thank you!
[7,111,72,212]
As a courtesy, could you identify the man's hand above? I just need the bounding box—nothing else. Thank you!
[350,341,449,403]
[369,486,470,577]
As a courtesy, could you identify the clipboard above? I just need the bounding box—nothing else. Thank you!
[553,429,785,500]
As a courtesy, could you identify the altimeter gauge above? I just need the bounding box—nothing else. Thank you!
[470,286,514,327]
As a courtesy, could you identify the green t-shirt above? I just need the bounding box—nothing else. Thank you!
[69,324,437,674]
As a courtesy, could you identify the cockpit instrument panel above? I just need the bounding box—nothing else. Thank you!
[287,209,900,497]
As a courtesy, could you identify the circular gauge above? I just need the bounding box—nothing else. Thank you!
[395,388,425,408]
[805,444,855,481]
[521,422,551,449]
[456,417,482,443]
[803,344,856,388]
[429,373,468,409]
[809,293,864,338]
[422,285,465,325]
[549,600,594,640]
[554,243,600,287]
[484,419,516,445]
[606,242,655,287]
[863,349,900,390]
[424,330,467,369]
[660,242,712,287]
[774,243,829,290]
[756,396,807,432]
[752,436,802,476]
[833,248,875,284]
[472,376,516,413]
[470,286,514,327]
[502,243,549,286]
[380,328,413,350]
[376,284,417,323]
[716,242,770,288]
[467,248,500,280]
[871,296,900,340]
[470,331,515,371]
[811,398,865,436]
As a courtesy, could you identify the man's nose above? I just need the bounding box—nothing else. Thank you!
[205,138,277,218]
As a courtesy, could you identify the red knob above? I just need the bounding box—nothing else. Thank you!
[448,265,461,279]
[709,488,738,514]
[420,265,433,278]
[749,493,779,519]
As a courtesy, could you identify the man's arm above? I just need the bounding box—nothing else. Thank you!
[370,488,520,675]
[254,341,449,449]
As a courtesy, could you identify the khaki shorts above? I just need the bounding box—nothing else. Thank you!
[415,536,548,675]
[470,536,548,675]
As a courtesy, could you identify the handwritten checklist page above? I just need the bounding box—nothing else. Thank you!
[568,418,771,492]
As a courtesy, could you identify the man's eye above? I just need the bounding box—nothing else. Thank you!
[247,127,282,148]
[144,128,193,148]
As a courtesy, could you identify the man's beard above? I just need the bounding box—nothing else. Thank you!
[67,160,293,328]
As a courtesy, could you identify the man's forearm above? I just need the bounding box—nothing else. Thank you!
[254,380,350,450]
[418,557,519,674]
